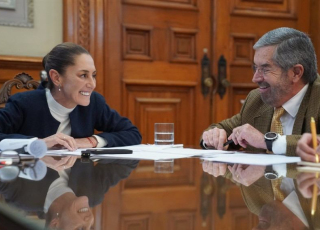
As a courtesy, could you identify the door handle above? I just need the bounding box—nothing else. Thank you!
[200,171,214,227]
[217,55,230,99]
[201,48,214,97]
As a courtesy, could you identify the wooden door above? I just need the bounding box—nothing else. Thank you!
[210,1,311,229]
[100,1,214,230]
[63,0,314,229]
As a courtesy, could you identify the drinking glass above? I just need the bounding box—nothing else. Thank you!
[154,123,174,145]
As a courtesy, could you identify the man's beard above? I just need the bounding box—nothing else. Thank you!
[259,76,292,107]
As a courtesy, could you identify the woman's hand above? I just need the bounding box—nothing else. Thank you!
[43,133,77,151]
[75,137,98,148]
[41,156,78,172]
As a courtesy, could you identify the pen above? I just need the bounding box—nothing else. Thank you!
[310,117,318,215]
[223,139,234,147]
[311,117,318,163]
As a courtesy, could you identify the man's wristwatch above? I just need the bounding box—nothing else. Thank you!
[264,165,278,180]
[264,132,278,152]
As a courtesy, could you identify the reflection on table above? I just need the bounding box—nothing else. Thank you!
[202,160,320,230]
[1,153,320,230]
[0,158,138,229]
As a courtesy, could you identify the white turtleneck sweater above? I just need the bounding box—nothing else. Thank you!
[45,88,107,147]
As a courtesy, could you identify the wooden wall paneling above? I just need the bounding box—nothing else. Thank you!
[230,33,256,67]
[122,0,198,10]
[309,0,320,73]
[0,56,43,89]
[168,211,196,230]
[230,0,297,18]
[230,208,258,230]
[103,0,122,111]
[124,158,194,188]
[122,24,153,61]
[121,185,200,230]
[63,0,105,96]
[89,0,105,96]
[108,0,211,229]
[170,27,198,63]
[101,181,123,230]
[122,80,196,145]
[120,213,151,230]
[228,33,257,115]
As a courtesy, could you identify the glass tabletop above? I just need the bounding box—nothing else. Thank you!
[0,154,319,230]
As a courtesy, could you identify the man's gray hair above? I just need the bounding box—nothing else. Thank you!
[253,27,317,83]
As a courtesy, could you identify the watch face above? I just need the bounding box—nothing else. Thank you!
[265,132,278,140]
[265,172,278,180]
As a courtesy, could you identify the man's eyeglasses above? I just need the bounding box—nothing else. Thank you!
[252,64,275,76]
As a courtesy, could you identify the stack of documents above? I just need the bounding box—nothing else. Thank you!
[43,144,301,165]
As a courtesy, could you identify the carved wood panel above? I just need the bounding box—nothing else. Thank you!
[231,0,296,18]
[123,0,198,10]
[120,213,151,230]
[123,24,153,61]
[122,81,195,145]
[170,28,198,63]
[168,211,196,230]
[230,33,256,66]
[230,208,258,230]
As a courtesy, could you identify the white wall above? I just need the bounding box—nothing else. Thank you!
[0,0,63,57]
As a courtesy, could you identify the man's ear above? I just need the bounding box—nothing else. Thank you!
[48,217,60,229]
[48,69,61,87]
[291,64,304,83]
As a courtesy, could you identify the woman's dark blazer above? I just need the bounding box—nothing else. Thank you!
[0,85,141,147]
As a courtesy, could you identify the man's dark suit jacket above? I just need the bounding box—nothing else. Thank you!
[0,85,141,147]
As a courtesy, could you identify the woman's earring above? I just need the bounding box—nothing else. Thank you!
[58,85,61,92]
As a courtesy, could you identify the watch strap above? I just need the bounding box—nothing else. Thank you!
[265,139,273,151]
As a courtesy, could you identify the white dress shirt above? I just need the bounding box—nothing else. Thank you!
[272,83,309,154]
[281,179,309,228]
[270,84,309,228]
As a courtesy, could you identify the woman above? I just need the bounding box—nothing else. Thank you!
[0,43,142,168]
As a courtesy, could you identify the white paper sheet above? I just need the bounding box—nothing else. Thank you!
[44,145,301,164]
[202,152,301,165]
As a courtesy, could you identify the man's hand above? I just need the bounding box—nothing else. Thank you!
[228,164,265,186]
[228,124,266,149]
[202,161,227,177]
[296,133,320,162]
[202,127,228,150]
[297,172,320,198]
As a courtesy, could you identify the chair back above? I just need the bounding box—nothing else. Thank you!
[0,72,40,108]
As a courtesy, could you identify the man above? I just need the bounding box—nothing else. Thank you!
[203,27,320,155]
[201,27,320,177]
